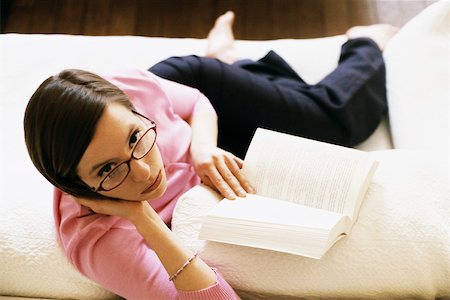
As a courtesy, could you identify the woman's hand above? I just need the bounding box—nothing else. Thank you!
[75,197,157,223]
[190,145,255,199]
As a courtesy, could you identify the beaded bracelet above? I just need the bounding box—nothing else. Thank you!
[169,251,199,281]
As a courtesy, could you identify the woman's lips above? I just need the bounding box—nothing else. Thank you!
[141,170,162,194]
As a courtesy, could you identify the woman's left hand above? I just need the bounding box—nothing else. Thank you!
[75,197,154,222]
[190,145,255,199]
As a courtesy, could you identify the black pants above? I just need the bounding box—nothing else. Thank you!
[149,38,387,158]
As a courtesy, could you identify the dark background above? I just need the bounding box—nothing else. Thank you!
[1,0,437,40]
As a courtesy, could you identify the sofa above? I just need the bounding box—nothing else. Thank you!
[0,1,448,299]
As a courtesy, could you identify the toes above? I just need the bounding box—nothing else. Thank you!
[216,11,235,26]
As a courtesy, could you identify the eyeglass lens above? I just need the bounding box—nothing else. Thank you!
[134,129,156,159]
[101,127,156,191]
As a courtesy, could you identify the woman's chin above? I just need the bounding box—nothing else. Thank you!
[139,176,167,201]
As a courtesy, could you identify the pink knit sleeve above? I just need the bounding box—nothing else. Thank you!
[69,223,239,300]
[178,268,241,300]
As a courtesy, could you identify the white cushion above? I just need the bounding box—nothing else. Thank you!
[383,0,450,153]
[0,32,391,298]
[0,198,117,299]
[2,0,448,296]
[171,2,450,298]
[172,149,450,298]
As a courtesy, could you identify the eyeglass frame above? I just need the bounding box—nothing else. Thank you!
[88,111,158,192]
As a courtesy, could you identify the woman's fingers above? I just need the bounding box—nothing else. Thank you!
[224,155,255,194]
[233,156,244,169]
[76,197,100,209]
[203,154,255,199]
[217,158,245,197]
[75,197,117,215]
[74,197,140,219]
[207,166,237,199]
[190,145,256,199]
[201,176,233,199]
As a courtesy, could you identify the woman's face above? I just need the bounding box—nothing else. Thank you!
[77,103,167,201]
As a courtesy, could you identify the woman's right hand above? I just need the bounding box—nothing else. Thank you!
[75,197,156,223]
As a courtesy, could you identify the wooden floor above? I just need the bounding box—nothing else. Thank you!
[1,0,437,40]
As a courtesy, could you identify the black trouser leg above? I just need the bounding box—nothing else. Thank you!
[149,38,387,158]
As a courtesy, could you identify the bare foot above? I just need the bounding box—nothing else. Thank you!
[346,24,399,51]
[206,11,238,64]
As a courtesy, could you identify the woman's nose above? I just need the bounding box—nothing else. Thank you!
[129,159,151,182]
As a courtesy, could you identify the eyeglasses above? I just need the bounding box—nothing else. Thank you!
[91,112,157,192]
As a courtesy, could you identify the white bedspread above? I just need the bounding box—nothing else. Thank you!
[172,149,450,298]
[0,0,448,298]
[171,1,450,298]
[0,30,385,300]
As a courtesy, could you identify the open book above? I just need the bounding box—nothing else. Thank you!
[199,128,378,259]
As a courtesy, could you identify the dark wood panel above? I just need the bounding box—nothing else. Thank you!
[297,0,325,38]
[53,0,85,34]
[2,0,438,39]
[184,1,216,38]
[134,0,165,37]
[28,0,55,33]
[240,0,272,40]
[83,0,111,36]
[323,0,350,37]
[3,0,35,33]
[271,0,302,38]
[160,1,196,38]
[109,0,138,35]
[348,0,376,26]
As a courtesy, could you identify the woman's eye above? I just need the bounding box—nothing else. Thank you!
[130,130,141,147]
[98,163,113,177]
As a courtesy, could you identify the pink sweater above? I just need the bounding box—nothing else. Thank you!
[54,69,239,299]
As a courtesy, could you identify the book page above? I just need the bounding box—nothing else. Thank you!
[242,128,377,219]
[205,194,344,229]
[200,194,350,258]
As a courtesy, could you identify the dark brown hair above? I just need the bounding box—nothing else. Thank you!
[24,69,135,199]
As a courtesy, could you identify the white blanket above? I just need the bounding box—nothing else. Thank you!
[172,149,450,298]
[383,0,449,153]
[0,31,389,300]
[171,1,450,298]
[0,0,448,298]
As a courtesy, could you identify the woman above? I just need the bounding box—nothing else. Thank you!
[23,11,397,299]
